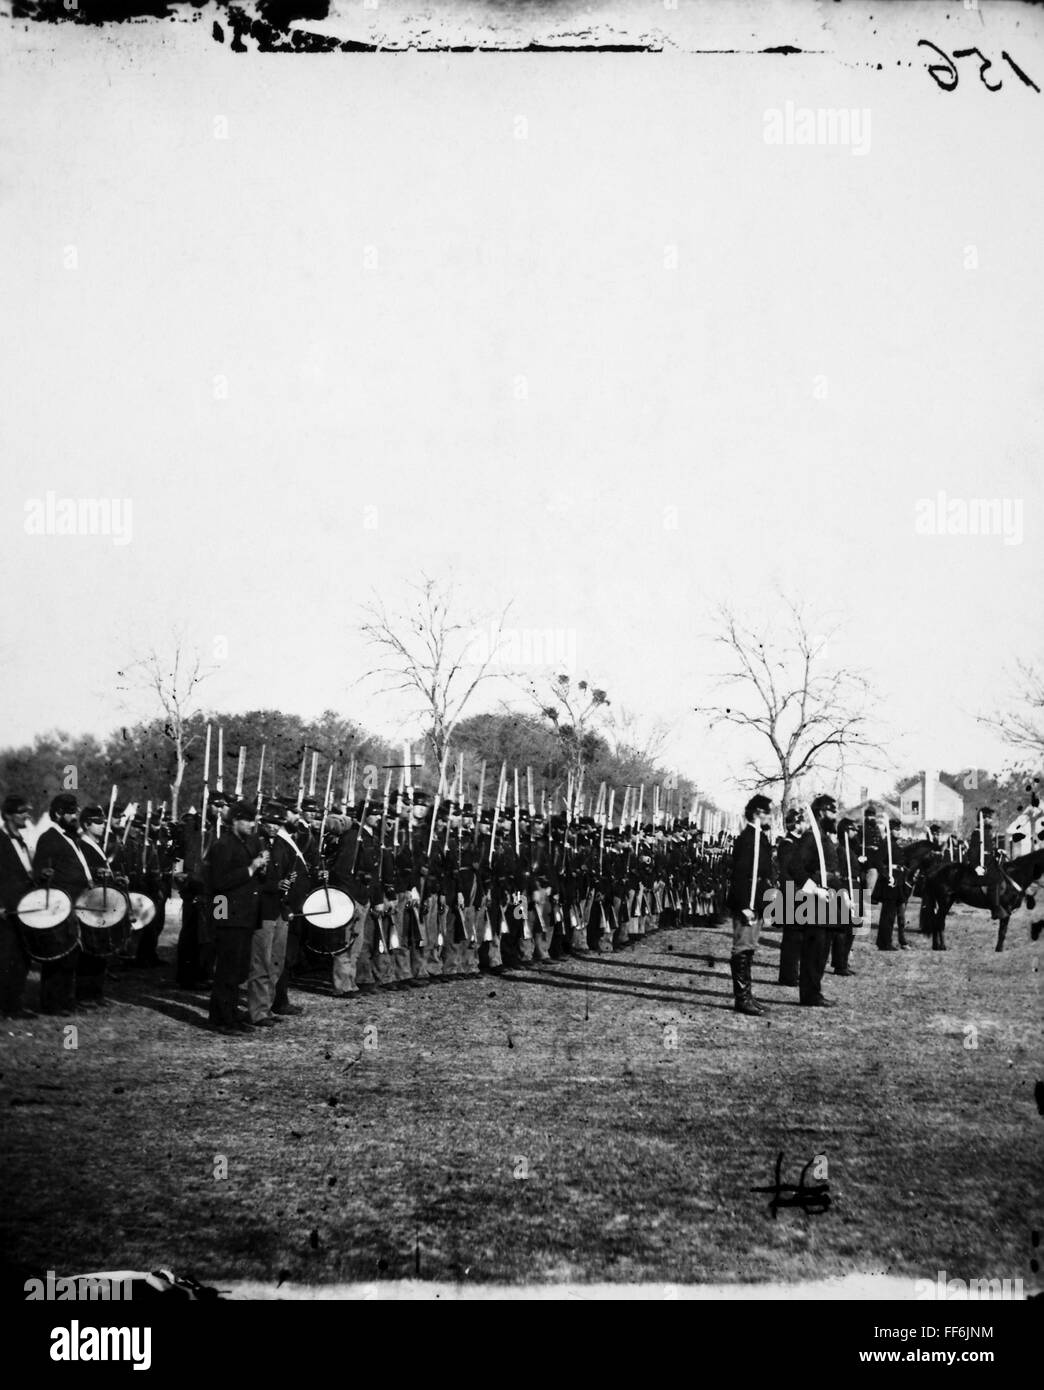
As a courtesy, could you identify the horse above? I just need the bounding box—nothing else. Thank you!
[902,840,944,900]
[918,848,1044,953]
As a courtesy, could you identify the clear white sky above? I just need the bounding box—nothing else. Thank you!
[1,5,1042,805]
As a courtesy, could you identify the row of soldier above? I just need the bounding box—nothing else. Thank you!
[726,795,1011,1015]
[728,794,921,1016]
[0,792,175,1016]
[1,782,1005,1024]
[0,785,736,1023]
[185,789,735,1033]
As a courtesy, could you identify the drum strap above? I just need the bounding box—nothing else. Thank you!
[4,828,32,874]
[65,833,95,885]
[81,837,110,877]
[277,828,308,867]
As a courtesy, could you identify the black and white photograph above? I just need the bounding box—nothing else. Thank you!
[1,0,1041,1360]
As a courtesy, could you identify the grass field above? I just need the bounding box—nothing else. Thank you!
[1,902,1040,1293]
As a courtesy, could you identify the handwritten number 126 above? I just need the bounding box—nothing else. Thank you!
[918,40,1040,94]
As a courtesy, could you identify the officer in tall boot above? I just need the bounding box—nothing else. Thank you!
[789,794,843,1007]
[726,794,775,1017]
[776,805,806,987]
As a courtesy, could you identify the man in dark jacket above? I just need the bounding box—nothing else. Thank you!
[776,804,806,987]
[269,800,313,1016]
[0,794,35,1016]
[875,816,909,950]
[205,800,267,1034]
[76,803,114,1005]
[967,807,1019,920]
[727,793,775,1017]
[787,794,844,1007]
[34,793,93,1014]
[330,799,384,996]
[831,817,860,976]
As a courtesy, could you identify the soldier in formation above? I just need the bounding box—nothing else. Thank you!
[1,766,947,1026]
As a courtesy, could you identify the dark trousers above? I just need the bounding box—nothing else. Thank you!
[831,925,854,972]
[208,928,253,1025]
[799,926,830,1003]
[0,922,30,1014]
[40,946,79,1013]
[179,891,215,985]
[779,926,803,985]
[176,891,203,986]
[76,952,107,1001]
[877,898,899,949]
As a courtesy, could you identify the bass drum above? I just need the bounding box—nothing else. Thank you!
[16,887,78,963]
[75,885,129,957]
[301,886,355,957]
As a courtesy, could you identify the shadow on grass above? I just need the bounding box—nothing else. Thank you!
[576,953,794,991]
[500,965,804,1011]
[107,973,214,1029]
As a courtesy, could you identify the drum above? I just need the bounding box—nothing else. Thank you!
[116,893,155,958]
[75,885,129,957]
[301,886,354,956]
[128,892,155,929]
[16,887,78,962]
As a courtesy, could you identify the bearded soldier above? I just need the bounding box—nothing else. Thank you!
[34,794,92,1014]
[787,794,844,1007]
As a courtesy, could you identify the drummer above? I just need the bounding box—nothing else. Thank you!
[75,804,113,1007]
[267,800,313,1018]
[0,793,35,1017]
[33,793,92,1015]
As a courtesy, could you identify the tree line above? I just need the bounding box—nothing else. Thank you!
[0,706,703,824]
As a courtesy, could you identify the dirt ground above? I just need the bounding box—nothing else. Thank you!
[1,902,1040,1293]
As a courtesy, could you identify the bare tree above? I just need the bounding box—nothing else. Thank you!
[697,599,883,812]
[121,633,211,818]
[979,657,1044,763]
[532,673,611,792]
[358,576,512,781]
[608,704,672,766]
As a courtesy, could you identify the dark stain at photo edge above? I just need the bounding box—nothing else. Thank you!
[10,0,834,56]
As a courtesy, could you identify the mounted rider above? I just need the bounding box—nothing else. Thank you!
[967,808,1019,920]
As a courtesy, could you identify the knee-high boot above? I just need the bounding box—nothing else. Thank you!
[730,950,764,1017]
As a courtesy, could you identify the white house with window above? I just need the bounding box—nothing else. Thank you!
[896,770,963,832]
